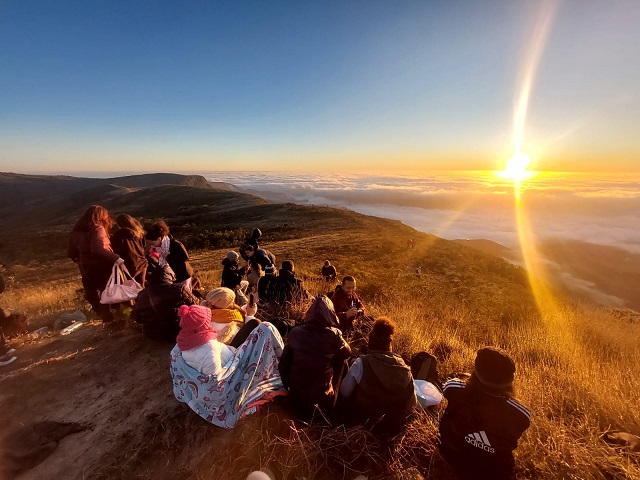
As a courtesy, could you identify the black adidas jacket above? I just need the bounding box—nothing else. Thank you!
[438,378,530,479]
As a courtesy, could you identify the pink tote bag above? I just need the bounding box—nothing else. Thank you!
[100,263,143,304]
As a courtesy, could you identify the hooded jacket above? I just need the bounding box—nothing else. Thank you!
[279,296,351,409]
[345,351,416,434]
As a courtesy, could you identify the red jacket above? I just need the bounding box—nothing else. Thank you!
[330,285,364,333]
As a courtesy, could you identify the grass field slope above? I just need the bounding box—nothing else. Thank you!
[0,174,638,479]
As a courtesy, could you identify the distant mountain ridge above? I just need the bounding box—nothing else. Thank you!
[0,172,227,208]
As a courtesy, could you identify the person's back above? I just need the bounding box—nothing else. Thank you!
[257,265,278,305]
[439,348,530,480]
[111,226,147,280]
[340,318,415,434]
[279,296,351,419]
[272,261,307,307]
[347,351,415,433]
[132,266,198,341]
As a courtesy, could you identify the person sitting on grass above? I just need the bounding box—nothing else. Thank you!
[170,304,285,429]
[438,347,531,480]
[272,260,309,308]
[202,287,262,347]
[221,251,249,292]
[279,295,351,422]
[321,260,337,282]
[330,275,365,335]
[339,318,416,435]
[131,265,199,342]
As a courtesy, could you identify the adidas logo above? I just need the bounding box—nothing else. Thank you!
[465,431,496,454]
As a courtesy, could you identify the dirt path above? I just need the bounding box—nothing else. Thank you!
[0,323,292,480]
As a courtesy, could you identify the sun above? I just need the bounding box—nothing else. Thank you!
[498,152,535,181]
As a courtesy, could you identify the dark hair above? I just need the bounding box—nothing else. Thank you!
[116,214,144,239]
[281,260,295,272]
[342,275,355,284]
[73,205,112,233]
[368,317,395,351]
[145,221,170,240]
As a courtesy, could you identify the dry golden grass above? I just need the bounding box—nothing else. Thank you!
[3,228,640,479]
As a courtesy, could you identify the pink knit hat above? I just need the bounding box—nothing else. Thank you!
[176,305,216,351]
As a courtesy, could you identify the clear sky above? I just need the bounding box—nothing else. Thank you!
[1,0,638,174]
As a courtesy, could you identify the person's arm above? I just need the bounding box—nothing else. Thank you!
[339,358,363,398]
[181,286,200,306]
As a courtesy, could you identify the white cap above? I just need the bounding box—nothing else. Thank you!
[246,469,276,480]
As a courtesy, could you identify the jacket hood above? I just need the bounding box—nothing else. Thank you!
[366,351,413,391]
[279,269,296,279]
[303,295,340,329]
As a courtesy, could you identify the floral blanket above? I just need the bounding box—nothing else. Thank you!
[171,322,285,428]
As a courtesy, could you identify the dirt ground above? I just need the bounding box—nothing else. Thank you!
[0,321,296,480]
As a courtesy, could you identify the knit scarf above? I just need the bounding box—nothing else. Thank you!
[157,236,171,267]
[210,308,244,324]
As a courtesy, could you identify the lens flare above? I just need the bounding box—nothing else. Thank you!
[499,152,535,181]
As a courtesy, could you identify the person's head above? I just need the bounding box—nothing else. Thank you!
[472,347,516,394]
[226,251,239,264]
[203,287,236,310]
[303,295,340,330]
[324,260,331,267]
[73,205,112,233]
[368,317,395,352]
[145,221,170,246]
[281,260,295,273]
[116,214,144,239]
[264,264,275,276]
[150,264,176,286]
[341,275,357,295]
[244,245,256,257]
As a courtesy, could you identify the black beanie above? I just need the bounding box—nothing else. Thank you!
[474,347,516,389]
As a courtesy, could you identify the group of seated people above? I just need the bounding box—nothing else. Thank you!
[164,275,529,480]
[68,212,530,479]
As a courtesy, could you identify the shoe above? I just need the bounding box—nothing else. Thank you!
[0,348,16,358]
[0,352,17,366]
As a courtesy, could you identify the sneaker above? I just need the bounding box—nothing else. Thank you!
[0,351,17,366]
[0,348,16,358]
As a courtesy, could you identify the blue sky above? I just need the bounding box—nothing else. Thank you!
[1,0,639,173]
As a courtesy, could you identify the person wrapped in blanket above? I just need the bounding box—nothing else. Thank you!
[438,347,531,480]
[170,304,285,429]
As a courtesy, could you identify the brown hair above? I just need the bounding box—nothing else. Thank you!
[342,275,355,284]
[368,317,395,352]
[145,221,170,240]
[73,205,112,233]
[115,214,144,239]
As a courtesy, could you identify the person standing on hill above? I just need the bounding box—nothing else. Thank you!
[145,221,193,290]
[68,205,123,324]
[321,260,337,282]
[279,295,351,421]
[330,276,365,335]
[339,318,416,435]
[438,347,531,480]
[111,214,148,285]
[240,228,276,273]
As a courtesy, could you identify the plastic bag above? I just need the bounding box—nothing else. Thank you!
[414,379,443,407]
[100,263,143,304]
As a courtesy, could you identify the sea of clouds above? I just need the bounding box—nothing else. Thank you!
[204,171,640,253]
